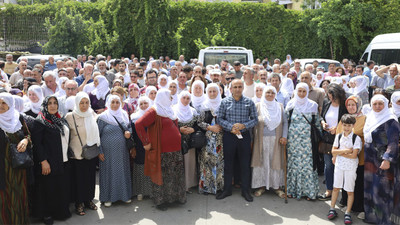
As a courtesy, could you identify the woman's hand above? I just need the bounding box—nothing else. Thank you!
[124,131,131,139]
[332,156,336,165]
[279,137,287,146]
[321,121,327,130]
[17,138,28,152]
[95,109,105,114]
[209,125,222,133]
[130,148,137,158]
[144,143,151,151]
[186,127,195,134]
[98,153,105,162]
[329,126,336,135]
[41,160,51,175]
[380,160,390,170]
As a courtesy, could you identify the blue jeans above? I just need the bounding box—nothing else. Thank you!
[324,153,334,191]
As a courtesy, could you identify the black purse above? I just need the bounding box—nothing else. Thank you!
[72,115,99,160]
[181,139,190,155]
[190,129,206,149]
[5,119,33,169]
[113,116,135,151]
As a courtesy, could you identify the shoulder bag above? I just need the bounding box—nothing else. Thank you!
[113,116,136,151]
[7,117,33,168]
[72,114,99,160]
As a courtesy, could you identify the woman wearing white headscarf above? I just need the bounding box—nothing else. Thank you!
[169,80,178,105]
[191,80,206,112]
[130,96,152,200]
[197,83,224,194]
[251,86,288,198]
[252,83,266,104]
[391,91,400,120]
[173,91,198,193]
[135,89,186,211]
[24,85,44,117]
[97,95,132,207]
[349,76,369,106]
[65,92,100,215]
[145,86,157,106]
[89,75,110,114]
[363,94,400,224]
[158,74,169,89]
[285,82,321,200]
[0,93,30,225]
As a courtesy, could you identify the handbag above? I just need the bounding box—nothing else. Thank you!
[72,115,99,160]
[113,116,135,151]
[181,139,190,155]
[301,113,322,144]
[190,129,206,149]
[6,117,34,169]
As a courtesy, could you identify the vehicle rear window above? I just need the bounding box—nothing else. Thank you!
[370,49,400,66]
[204,53,248,66]
[304,62,340,72]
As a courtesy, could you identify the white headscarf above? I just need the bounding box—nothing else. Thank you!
[0,93,22,133]
[169,80,178,105]
[65,96,76,112]
[73,92,100,146]
[91,75,110,100]
[153,89,176,120]
[13,95,25,113]
[191,80,206,110]
[145,86,157,106]
[285,82,318,114]
[98,94,129,125]
[350,76,368,95]
[260,86,282,131]
[130,96,151,123]
[201,83,222,113]
[173,91,197,123]
[391,91,400,117]
[24,85,44,114]
[55,77,69,97]
[363,95,398,143]
[316,71,324,88]
[158,74,169,89]
[252,83,266,104]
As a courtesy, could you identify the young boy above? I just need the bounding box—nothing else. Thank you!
[327,114,362,225]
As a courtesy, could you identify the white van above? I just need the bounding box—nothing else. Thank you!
[198,46,254,66]
[361,33,400,65]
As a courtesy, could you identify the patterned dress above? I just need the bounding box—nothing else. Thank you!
[286,110,320,199]
[364,119,400,225]
[198,110,224,194]
[97,119,132,203]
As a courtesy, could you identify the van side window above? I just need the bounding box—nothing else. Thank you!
[361,53,368,63]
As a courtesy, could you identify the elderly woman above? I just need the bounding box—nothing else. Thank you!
[158,74,169,89]
[285,82,321,200]
[135,89,186,211]
[252,83,266,104]
[169,80,178,105]
[130,96,152,200]
[349,76,369,106]
[319,83,348,201]
[65,92,100,216]
[391,91,400,120]
[89,75,110,114]
[197,83,223,195]
[32,96,71,224]
[0,93,31,225]
[252,86,288,197]
[111,86,134,116]
[145,86,157,106]
[335,96,366,218]
[173,91,198,193]
[24,85,44,118]
[191,80,207,112]
[363,95,400,224]
[97,95,132,207]
[125,83,140,111]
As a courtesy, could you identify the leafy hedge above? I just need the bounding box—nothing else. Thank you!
[1,0,400,61]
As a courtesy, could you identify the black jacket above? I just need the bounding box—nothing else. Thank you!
[320,99,348,144]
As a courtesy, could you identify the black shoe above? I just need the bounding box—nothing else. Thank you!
[156,204,168,211]
[43,216,54,225]
[242,192,253,202]
[216,191,232,200]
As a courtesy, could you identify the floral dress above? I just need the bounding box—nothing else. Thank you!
[286,110,320,199]
[197,110,224,194]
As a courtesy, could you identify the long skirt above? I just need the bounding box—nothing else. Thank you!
[70,158,97,204]
[252,135,284,190]
[152,151,186,205]
[132,163,152,197]
[184,148,197,190]
[0,144,29,225]
[33,162,71,220]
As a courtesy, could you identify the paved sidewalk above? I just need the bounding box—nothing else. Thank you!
[31,176,366,225]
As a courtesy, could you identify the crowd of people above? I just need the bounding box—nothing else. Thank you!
[0,53,399,225]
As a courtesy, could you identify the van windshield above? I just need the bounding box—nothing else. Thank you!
[370,49,400,65]
[204,53,248,66]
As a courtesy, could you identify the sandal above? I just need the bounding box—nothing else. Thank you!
[254,188,266,197]
[344,214,352,224]
[85,201,98,210]
[327,209,337,220]
[274,189,285,198]
[318,193,331,201]
[75,203,86,216]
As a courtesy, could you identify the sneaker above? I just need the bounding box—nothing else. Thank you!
[137,194,143,201]
[344,214,352,224]
[327,209,338,220]
[124,199,132,204]
[357,212,365,220]
[104,202,112,207]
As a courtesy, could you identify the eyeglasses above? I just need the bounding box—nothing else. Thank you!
[226,77,235,81]
[66,88,76,91]
[148,77,157,79]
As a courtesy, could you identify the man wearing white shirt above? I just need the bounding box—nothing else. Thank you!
[58,80,78,116]
[42,71,59,97]
[242,67,255,98]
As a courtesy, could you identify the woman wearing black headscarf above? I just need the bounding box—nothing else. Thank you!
[32,96,71,225]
